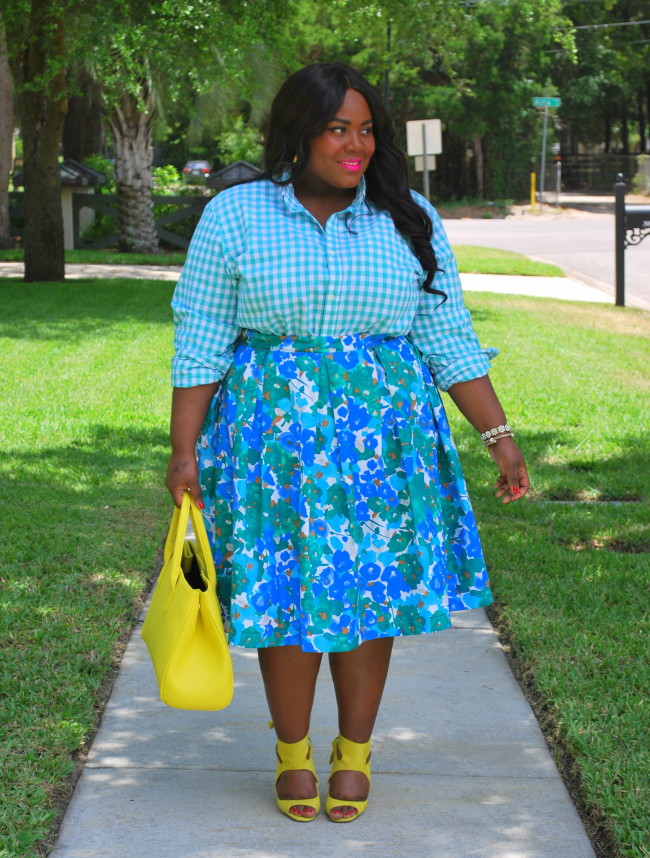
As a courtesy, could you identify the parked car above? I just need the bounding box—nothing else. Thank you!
[182,160,212,182]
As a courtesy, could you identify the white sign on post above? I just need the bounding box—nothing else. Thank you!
[406,119,441,201]
[406,119,442,157]
[414,155,436,172]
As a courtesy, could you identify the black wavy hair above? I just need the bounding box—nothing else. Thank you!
[260,62,444,299]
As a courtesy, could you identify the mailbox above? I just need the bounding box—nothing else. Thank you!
[625,206,650,233]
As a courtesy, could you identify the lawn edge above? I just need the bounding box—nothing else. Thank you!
[36,546,164,858]
[485,601,622,858]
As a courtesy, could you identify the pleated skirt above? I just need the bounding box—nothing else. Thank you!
[197,331,493,653]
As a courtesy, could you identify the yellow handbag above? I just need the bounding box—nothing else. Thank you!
[141,490,233,710]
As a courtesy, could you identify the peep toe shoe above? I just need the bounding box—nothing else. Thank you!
[325,734,371,822]
[275,735,320,822]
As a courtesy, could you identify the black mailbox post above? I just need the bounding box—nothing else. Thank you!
[614,174,650,307]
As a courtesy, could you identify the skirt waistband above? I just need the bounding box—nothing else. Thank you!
[243,331,405,353]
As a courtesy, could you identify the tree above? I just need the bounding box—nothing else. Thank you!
[62,68,105,162]
[277,0,573,199]
[1,0,79,280]
[86,0,287,253]
[421,0,574,199]
[0,22,13,249]
[554,0,650,156]
[1,0,288,274]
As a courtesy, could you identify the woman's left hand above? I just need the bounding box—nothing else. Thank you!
[487,437,530,503]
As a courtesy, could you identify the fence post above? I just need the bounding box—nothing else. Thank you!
[614,174,626,307]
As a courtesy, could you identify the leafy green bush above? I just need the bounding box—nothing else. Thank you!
[216,116,263,165]
[83,154,115,193]
[153,164,183,193]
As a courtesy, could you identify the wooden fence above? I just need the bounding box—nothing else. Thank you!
[8,191,211,250]
[71,193,211,250]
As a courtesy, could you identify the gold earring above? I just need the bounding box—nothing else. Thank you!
[292,154,299,164]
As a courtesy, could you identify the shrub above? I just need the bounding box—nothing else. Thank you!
[216,116,263,166]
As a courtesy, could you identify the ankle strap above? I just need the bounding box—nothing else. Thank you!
[276,735,313,767]
[329,735,371,777]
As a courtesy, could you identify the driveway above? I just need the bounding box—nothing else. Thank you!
[442,206,650,310]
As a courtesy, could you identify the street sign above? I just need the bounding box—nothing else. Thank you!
[532,96,561,108]
[406,119,442,156]
[533,97,561,204]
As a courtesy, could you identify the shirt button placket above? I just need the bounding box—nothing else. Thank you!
[325,223,338,328]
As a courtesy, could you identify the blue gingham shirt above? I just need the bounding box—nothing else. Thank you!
[171,177,497,390]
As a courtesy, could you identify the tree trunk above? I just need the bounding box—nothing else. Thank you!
[637,91,645,155]
[0,24,14,250]
[620,99,629,154]
[108,85,158,254]
[646,78,650,154]
[604,113,611,154]
[6,2,67,282]
[62,69,105,162]
[473,135,485,199]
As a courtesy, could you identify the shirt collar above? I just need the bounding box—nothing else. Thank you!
[280,175,368,216]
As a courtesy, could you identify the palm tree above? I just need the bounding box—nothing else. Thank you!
[94,1,286,254]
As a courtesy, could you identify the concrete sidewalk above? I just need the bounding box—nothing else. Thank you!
[460,272,611,303]
[50,608,596,858]
[0,261,182,281]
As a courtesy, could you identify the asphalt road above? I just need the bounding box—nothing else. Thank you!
[442,209,650,310]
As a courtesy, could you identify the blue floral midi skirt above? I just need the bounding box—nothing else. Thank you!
[197,331,493,653]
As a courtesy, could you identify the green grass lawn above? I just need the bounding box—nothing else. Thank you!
[0,245,563,277]
[453,244,565,277]
[0,280,174,857]
[0,281,648,857]
[0,249,186,266]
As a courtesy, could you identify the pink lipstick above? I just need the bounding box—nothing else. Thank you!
[339,160,362,172]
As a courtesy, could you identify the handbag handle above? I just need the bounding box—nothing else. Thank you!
[163,497,184,565]
[186,494,217,590]
[164,491,217,591]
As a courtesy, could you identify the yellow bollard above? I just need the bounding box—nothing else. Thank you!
[530,172,536,210]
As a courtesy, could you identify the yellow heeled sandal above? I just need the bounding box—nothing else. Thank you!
[325,735,371,823]
[275,735,320,822]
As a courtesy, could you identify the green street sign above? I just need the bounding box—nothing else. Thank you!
[532,96,561,108]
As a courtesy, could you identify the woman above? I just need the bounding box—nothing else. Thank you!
[166,62,529,824]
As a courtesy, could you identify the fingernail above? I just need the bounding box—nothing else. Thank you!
[512,486,519,493]
[198,501,205,509]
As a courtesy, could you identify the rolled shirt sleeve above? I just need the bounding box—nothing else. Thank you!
[408,194,498,391]
[171,197,242,387]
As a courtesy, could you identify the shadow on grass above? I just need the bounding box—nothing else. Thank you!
[1,423,171,571]
[455,428,649,554]
[459,306,497,324]
[0,426,173,858]
[1,423,173,791]
[0,280,174,341]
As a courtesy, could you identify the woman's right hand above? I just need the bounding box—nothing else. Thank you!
[165,452,203,509]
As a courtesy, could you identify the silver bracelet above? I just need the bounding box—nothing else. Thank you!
[483,431,514,448]
[480,423,512,442]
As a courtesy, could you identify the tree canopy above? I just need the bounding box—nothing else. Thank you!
[1,0,648,278]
